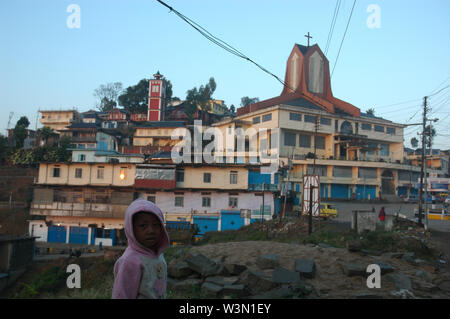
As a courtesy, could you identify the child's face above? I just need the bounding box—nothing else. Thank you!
[133,212,162,250]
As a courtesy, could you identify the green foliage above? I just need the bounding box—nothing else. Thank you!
[184,77,217,124]
[16,116,30,128]
[12,116,31,149]
[13,266,68,298]
[13,124,27,149]
[410,137,419,148]
[118,76,175,114]
[0,133,11,164]
[37,126,55,146]
[118,79,149,114]
[425,124,436,148]
[10,140,72,165]
[240,96,259,107]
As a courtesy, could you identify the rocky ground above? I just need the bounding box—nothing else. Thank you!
[3,216,450,299]
[166,218,450,299]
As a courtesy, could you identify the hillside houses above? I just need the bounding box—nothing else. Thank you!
[28,46,449,245]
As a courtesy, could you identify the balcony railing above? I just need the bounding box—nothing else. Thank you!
[30,201,128,219]
[248,184,279,191]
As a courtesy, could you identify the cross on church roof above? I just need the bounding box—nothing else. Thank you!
[304,32,313,47]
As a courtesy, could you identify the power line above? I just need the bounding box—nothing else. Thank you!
[325,0,342,56]
[376,103,422,116]
[155,0,296,94]
[428,84,450,98]
[374,98,422,109]
[373,76,449,110]
[331,0,357,78]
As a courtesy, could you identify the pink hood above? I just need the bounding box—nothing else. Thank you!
[124,198,170,257]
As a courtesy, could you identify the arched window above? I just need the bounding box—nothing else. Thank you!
[340,121,353,134]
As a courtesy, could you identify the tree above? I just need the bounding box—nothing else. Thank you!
[0,134,10,164]
[56,136,72,162]
[94,82,123,112]
[165,80,178,103]
[17,116,30,128]
[184,77,217,124]
[229,104,236,114]
[240,96,259,107]
[410,137,419,148]
[366,108,375,116]
[425,124,436,149]
[37,126,55,146]
[13,116,30,149]
[118,76,176,114]
[118,79,149,114]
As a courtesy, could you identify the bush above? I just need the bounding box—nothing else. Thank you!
[13,265,68,298]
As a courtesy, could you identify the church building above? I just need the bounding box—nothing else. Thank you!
[214,41,446,200]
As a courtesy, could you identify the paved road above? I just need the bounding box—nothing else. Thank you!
[324,200,450,232]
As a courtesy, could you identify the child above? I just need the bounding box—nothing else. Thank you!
[112,198,170,299]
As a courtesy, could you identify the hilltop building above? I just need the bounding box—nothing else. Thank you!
[213,43,447,200]
[29,43,449,245]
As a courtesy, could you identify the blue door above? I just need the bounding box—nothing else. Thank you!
[356,185,376,200]
[47,225,67,243]
[220,210,244,231]
[320,184,329,198]
[331,184,349,199]
[69,226,89,244]
[193,216,219,236]
[274,198,281,216]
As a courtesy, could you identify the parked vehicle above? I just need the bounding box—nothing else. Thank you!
[320,203,338,219]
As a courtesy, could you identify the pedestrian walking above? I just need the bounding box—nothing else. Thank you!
[379,206,386,222]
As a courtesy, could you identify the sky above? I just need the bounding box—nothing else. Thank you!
[1,0,449,149]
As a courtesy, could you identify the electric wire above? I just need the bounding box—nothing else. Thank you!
[331,0,357,78]
[325,0,341,56]
[155,0,296,94]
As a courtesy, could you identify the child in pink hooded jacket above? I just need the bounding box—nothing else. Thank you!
[112,199,170,299]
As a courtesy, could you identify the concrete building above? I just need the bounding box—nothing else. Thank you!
[133,121,186,147]
[406,149,449,174]
[29,161,279,245]
[39,109,81,132]
[60,123,119,151]
[212,43,446,200]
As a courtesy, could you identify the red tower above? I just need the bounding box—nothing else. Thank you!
[147,71,166,121]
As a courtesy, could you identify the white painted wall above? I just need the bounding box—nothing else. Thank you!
[140,191,274,217]
[29,221,48,242]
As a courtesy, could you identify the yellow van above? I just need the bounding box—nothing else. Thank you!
[320,203,338,219]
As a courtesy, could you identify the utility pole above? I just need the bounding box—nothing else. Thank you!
[309,116,320,235]
[262,182,265,222]
[418,97,427,226]
[418,95,439,228]
[424,118,437,230]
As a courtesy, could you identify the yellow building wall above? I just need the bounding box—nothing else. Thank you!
[112,164,135,186]
[38,163,70,185]
[38,163,135,186]
[90,165,114,186]
[40,111,77,132]
[390,143,404,161]
[134,127,182,146]
[183,166,248,189]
